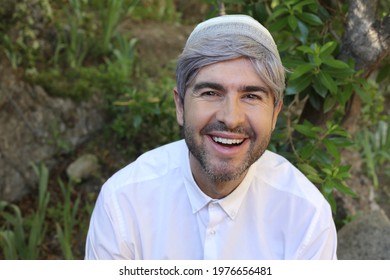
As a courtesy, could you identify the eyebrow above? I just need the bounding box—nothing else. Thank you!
[192,82,270,95]
[192,82,225,93]
[240,85,270,94]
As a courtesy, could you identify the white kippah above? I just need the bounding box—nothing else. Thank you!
[186,14,280,62]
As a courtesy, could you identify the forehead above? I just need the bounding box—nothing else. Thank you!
[192,58,266,88]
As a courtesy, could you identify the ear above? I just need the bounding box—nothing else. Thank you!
[173,87,184,126]
[272,100,283,131]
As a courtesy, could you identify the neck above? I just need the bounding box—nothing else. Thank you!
[189,153,247,199]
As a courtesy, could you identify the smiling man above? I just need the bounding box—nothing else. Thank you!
[85,14,337,260]
[175,58,281,199]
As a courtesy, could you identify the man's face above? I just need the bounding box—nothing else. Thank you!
[174,57,282,189]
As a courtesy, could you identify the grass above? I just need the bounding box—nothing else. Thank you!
[55,179,81,260]
[0,162,99,260]
[0,163,50,259]
[356,118,390,188]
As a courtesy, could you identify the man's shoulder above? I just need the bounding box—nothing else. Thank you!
[255,150,325,203]
[133,139,186,166]
[103,140,187,192]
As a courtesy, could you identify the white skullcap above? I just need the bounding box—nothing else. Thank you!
[186,14,281,62]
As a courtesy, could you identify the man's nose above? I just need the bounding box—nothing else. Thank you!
[215,95,245,129]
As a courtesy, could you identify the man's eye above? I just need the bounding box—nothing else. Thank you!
[245,93,261,100]
[202,91,217,96]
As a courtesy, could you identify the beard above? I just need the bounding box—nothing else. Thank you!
[183,120,272,184]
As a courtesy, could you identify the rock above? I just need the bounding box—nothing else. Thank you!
[0,66,105,202]
[337,209,390,259]
[66,154,99,182]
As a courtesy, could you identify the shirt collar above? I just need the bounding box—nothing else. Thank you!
[218,162,255,220]
[182,149,212,213]
[182,144,256,220]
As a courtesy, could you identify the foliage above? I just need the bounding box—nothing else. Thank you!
[54,179,81,260]
[130,0,180,22]
[356,118,390,189]
[111,70,180,156]
[0,163,50,259]
[1,34,22,68]
[292,121,355,211]
[0,0,52,73]
[28,21,138,102]
[0,163,96,260]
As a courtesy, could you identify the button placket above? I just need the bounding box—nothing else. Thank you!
[204,202,225,259]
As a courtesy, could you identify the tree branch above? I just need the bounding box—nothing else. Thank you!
[339,0,390,72]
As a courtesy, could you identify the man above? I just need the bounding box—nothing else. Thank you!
[85,14,337,259]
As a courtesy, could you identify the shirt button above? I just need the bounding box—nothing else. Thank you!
[209,229,216,235]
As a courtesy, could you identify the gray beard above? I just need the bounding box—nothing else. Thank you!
[183,121,271,183]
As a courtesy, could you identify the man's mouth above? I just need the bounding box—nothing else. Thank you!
[212,136,244,146]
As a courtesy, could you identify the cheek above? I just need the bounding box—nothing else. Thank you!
[248,108,276,131]
[184,100,215,127]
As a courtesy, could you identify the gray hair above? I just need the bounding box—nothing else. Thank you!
[175,33,285,106]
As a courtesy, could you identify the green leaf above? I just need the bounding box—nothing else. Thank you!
[312,76,328,98]
[298,12,323,26]
[321,67,355,79]
[268,6,289,21]
[269,17,288,32]
[334,182,357,197]
[289,63,316,80]
[329,137,353,147]
[297,162,316,175]
[312,54,322,66]
[293,122,319,138]
[318,71,337,93]
[323,138,340,161]
[299,144,315,160]
[307,173,324,184]
[335,165,352,180]
[286,73,312,95]
[297,20,309,44]
[319,41,337,57]
[323,95,337,113]
[322,59,350,69]
[297,45,315,54]
[297,163,323,183]
[294,0,318,11]
[327,194,337,213]
[312,148,331,165]
[288,15,298,30]
[253,2,268,23]
[309,93,323,111]
[352,83,371,103]
[283,57,306,69]
[326,122,347,136]
[377,61,390,83]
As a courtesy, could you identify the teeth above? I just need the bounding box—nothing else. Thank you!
[212,137,244,145]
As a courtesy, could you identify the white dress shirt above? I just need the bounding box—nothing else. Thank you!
[85,140,337,259]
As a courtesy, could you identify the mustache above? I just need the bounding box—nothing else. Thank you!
[200,122,255,138]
